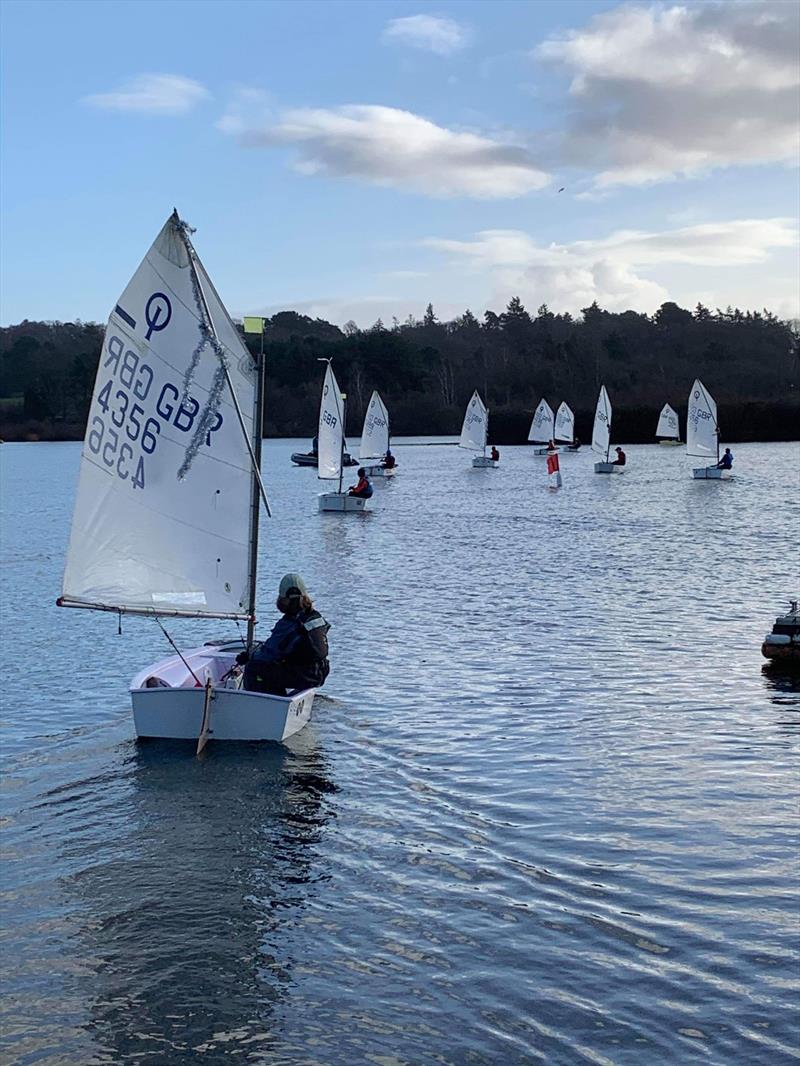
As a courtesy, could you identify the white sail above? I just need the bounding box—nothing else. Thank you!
[459,390,488,452]
[592,386,612,457]
[656,403,679,439]
[360,390,390,460]
[555,401,575,443]
[61,213,257,620]
[686,379,718,458]
[317,364,344,480]
[528,399,555,443]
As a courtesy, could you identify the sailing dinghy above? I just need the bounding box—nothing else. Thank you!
[687,379,729,479]
[58,211,316,743]
[318,362,369,511]
[555,401,579,450]
[656,403,681,445]
[360,391,395,477]
[460,391,496,467]
[592,385,622,473]
[528,399,558,454]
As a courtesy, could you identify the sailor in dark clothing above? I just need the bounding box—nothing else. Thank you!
[381,449,396,469]
[716,447,733,470]
[611,446,626,466]
[237,573,330,696]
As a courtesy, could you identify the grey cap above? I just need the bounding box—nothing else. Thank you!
[279,572,308,597]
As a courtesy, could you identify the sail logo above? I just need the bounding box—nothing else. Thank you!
[86,333,224,492]
[145,293,172,341]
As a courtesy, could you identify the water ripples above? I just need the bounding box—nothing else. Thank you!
[1,440,799,1064]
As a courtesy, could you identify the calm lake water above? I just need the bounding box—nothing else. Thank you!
[1,439,799,1065]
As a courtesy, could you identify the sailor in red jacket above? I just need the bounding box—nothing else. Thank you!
[348,468,373,498]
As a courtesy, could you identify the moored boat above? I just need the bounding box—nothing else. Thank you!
[761,601,800,664]
[291,449,357,467]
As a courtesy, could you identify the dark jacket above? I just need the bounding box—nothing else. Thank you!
[245,608,330,690]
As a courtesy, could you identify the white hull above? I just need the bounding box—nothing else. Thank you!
[362,464,396,477]
[532,446,559,455]
[658,439,682,446]
[472,456,499,467]
[130,642,315,742]
[318,492,369,512]
[594,461,625,474]
[692,466,731,480]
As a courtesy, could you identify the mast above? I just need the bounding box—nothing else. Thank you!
[246,330,266,647]
[484,405,488,456]
[339,393,346,494]
[178,218,270,643]
[606,392,611,462]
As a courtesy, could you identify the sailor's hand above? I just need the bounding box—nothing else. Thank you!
[235,650,250,665]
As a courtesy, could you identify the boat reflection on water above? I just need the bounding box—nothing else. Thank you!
[69,734,336,1062]
[761,663,800,694]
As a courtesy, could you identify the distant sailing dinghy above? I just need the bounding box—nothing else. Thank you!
[318,362,369,511]
[460,391,496,467]
[360,391,395,477]
[528,399,557,454]
[592,386,622,474]
[656,403,681,445]
[555,401,579,450]
[58,211,316,744]
[687,379,729,480]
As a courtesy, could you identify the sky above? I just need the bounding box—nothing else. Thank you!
[1,0,798,327]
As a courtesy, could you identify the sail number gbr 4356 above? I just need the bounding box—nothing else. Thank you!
[86,333,223,489]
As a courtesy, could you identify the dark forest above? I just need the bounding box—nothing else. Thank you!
[1,298,797,443]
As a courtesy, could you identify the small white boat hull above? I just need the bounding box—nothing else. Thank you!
[472,456,498,468]
[132,686,315,742]
[658,439,682,446]
[362,464,396,477]
[532,446,559,456]
[129,642,316,742]
[319,491,369,511]
[692,466,731,480]
[594,462,624,474]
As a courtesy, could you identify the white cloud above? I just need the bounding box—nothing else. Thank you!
[424,218,799,313]
[228,104,550,198]
[215,87,273,135]
[537,1,800,186]
[82,74,210,116]
[382,14,470,55]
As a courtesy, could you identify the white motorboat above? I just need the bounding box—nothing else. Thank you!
[528,398,558,455]
[360,390,396,477]
[592,386,624,473]
[460,391,497,467]
[761,601,800,665]
[656,403,682,445]
[686,379,730,479]
[318,362,370,511]
[58,210,315,745]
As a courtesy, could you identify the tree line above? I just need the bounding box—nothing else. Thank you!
[1,299,797,443]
